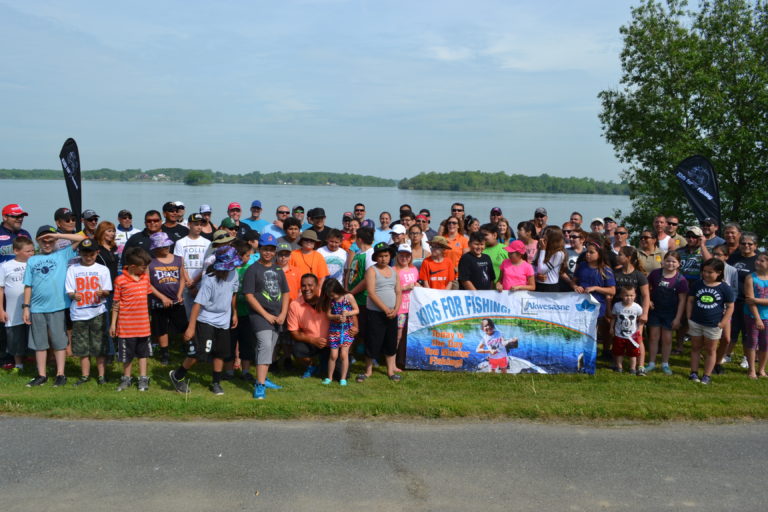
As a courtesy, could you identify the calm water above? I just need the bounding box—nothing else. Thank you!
[2,180,630,233]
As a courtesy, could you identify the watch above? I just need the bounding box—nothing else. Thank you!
[22,304,31,308]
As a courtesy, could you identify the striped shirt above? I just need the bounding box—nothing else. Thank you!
[113,272,151,338]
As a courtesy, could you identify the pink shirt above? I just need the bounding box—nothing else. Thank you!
[500,260,534,290]
[397,266,419,314]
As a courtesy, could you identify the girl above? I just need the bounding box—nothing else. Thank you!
[516,221,539,263]
[497,217,513,244]
[712,244,739,372]
[636,230,663,274]
[477,318,517,374]
[394,244,420,371]
[535,227,567,292]
[464,215,480,235]
[358,242,402,382]
[407,225,430,271]
[496,240,535,292]
[572,241,616,358]
[148,232,188,365]
[319,278,359,386]
[645,251,688,374]
[743,252,768,379]
[566,228,586,280]
[687,258,735,384]
[613,246,650,375]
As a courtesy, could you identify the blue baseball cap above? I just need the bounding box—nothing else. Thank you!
[251,200,262,209]
[259,233,277,247]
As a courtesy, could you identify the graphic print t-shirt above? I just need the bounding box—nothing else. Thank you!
[0,259,28,326]
[242,262,289,331]
[689,280,735,327]
[65,262,112,321]
[149,256,183,308]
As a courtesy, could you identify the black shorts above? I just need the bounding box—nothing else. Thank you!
[292,340,324,360]
[64,309,73,330]
[150,303,188,337]
[365,309,398,358]
[226,315,256,363]
[187,321,230,361]
[117,337,152,363]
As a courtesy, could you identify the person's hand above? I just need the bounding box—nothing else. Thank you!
[231,314,238,329]
[746,297,756,306]
[386,308,397,319]
[672,318,681,330]
[348,326,359,337]
[161,296,172,308]
[185,280,195,289]
[639,313,648,325]
[109,324,117,338]
[184,326,195,341]
[263,313,277,325]
[718,319,728,330]
[275,313,287,325]
[176,295,184,305]
[756,319,765,331]
[72,292,83,302]
[496,282,503,292]
[574,286,585,294]
[0,311,7,323]
[314,337,328,348]
[536,273,546,282]
[649,301,655,310]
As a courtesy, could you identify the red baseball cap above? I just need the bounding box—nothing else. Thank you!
[2,204,28,217]
[227,202,242,211]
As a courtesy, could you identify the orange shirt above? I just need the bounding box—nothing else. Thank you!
[445,233,469,271]
[113,273,151,338]
[288,250,329,282]
[282,265,302,301]
[287,295,330,339]
[419,257,455,290]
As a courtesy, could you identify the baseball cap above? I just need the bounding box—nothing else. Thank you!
[292,205,304,214]
[397,244,412,253]
[188,213,204,223]
[199,204,212,214]
[505,240,526,254]
[227,202,242,211]
[81,209,99,220]
[419,208,431,217]
[701,217,717,225]
[491,207,502,215]
[174,201,185,208]
[603,217,615,224]
[415,214,428,221]
[117,209,132,219]
[390,224,407,235]
[220,217,237,229]
[276,242,292,254]
[534,207,547,217]
[78,238,98,252]
[343,212,354,221]
[54,207,75,221]
[36,225,57,239]
[685,226,704,237]
[162,201,178,212]
[2,204,28,217]
[250,200,262,209]
[259,233,277,247]
[590,217,604,225]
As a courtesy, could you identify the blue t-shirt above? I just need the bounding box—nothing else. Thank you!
[23,246,77,313]
[689,280,735,327]
[241,218,270,234]
[574,262,615,317]
[262,223,286,239]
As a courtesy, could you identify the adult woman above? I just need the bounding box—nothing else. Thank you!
[566,228,586,277]
[199,206,217,240]
[725,231,760,366]
[407,225,430,271]
[497,217,513,244]
[442,215,469,282]
[94,221,119,283]
[637,229,663,274]
[464,215,480,235]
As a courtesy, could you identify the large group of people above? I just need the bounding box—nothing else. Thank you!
[0,197,765,400]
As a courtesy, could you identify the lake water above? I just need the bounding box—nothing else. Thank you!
[2,180,631,233]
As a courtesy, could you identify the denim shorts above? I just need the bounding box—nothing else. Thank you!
[647,308,675,330]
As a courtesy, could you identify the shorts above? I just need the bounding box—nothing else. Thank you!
[226,315,255,363]
[328,328,354,349]
[117,337,152,363]
[292,340,323,360]
[71,314,108,357]
[5,324,30,357]
[365,309,397,358]
[29,311,68,351]
[743,315,768,351]
[612,335,641,357]
[187,321,230,361]
[397,313,408,329]
[64,309,73,330]
[489,357,508,370]
[255,329,279,365]
[688,319,722,340]
[730,300,746,343]
[150,303,188,337]
[647,308,675,330]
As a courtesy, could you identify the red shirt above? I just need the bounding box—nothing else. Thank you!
[113,272,151,338]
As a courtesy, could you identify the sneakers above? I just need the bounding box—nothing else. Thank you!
[74,375,91,387]
[160,354,170,366]
[221,371,234,381]
[253,383,266,400]
[240,372,256,384]
[740,356,749,369]
[612,367,623,373]
[700,375,712,385]
[722,355,732,364]
[322,378,332,385]
[97,376,107,385]
[646,362,656,372]
[169,370,190,394]
[264,378,282,390]
[713,364,725,375]
[637,366,647,377]
[210,382,224,395]
[689,371,700,383]
[53,375,67,387]
[301,365,318,379]
[26,375,48,387]
[340,379,348,386]
[661,364,673,376]
[116,376,133,392]
[138,376,150,392]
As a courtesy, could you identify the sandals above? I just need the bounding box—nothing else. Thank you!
[355,374,368,383]
[388,374,402,382]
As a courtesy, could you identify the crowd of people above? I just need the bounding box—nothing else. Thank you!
[0,198,765,399]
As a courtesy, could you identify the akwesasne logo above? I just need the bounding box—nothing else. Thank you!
[575,299,596,312]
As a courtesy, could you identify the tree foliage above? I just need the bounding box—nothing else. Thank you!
[599,0,768,235]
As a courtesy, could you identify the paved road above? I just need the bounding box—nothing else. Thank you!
[1,418,765,511]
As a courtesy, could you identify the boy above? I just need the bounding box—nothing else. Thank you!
[610,287,644,374]
[65,239,112,385]
[0,237,35,373]
[480,223,507,284]
[317,229,347,283]
[23,226,86,387]
[110,247,153,391]
[288,231,329,284]
[275,242,299,370]
[346,226,375,368]
[174,212,211,317]
[459,232,495,290]
[419,236,455,289]
[226,239,256,382]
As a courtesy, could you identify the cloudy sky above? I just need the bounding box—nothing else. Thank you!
[0,0,639,180]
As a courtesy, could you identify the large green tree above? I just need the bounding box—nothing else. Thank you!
[599,0,768,236]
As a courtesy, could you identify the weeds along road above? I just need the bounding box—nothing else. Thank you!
[1,417,764,511]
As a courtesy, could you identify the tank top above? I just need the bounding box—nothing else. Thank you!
[745,273,768,319]
[367,265,397,312]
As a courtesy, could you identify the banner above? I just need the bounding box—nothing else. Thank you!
[59,138,82,232]
[674,155,721,225]
[406,289,600,374]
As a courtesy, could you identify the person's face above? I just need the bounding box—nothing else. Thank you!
[701,265,719,283]
[250,206,262,219]
[56,215,76,232]
[374,251,391,266]
[701,222,717,237]
[127,263,148,276]
[570,214,582,227]
[639,232,655,249]
[354,206,366,221]
[163,210,177,223]
[2,214,25,231]
[259,245,276,263]
[201,212,211,225]
[176,208,185,220]
[416,217,429,231]
[277,252,291,266]
[153,246,170,258]
[517,226,530,240]
[396,251,411,266]
[379,213,391,228]
[451,205,464,218]
[228,208,241,222]
[685,232,701,248]
[14,243,35,261]
[724,227,740,244]
[534,214,547,227]
[402,217,414,229]
[490,212,502,223]
[292,209,304,222]
[470,240,485,256]
[653,216,667,233]
[104,228,116,243]
[118,215,133,229]
[739,237,757,256]
[301,238,316,251]
[467,220,479,233]
[663,255,680,272]
[226,227,238,237]
[570,233,583,248]
[712,248,728,261]
[430,246,444,258]
[285,225,300,240]
[83,216,99,231]
[310,215,325,228]
[591,222,604,233]
[276,206,290,221]
[482,320,494,334]
[497,221,507,235]
[188,221,203,236]
[666,217,680,235]
[617,252,628,266]
[348,221,359,236]
[79,250,98,265]
[446,219,459,234]
[585,246,600,263]
[343,219,351,231]
[614,227,628,243]
[37,236,56,254]
[408,228,422,244]
[605,221,617,233]
[145,215,162,233]
[326,237,341,252]
[300,277,318,300]
[481,230,497,246]
[754,254,768,273]
[391,233,405,244]
[621,290,636,304]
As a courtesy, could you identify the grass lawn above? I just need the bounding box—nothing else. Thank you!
[1,349,766,422]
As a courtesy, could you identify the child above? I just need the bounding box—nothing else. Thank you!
[419,236,455,289]
[224,239,256,382]
[516,221,539,263]
[496,240,535,292]
[477,318,517,374]
[458,232,495,290]
[687,258,735,384]
[319,278,359,386]
[535,227,567,292]
[110,247,153,391]
[23,226,86,387]
[645,251,689,374]
[610,287,644,373]
[572,241,616,358]
[174,212,211,317]
[613,246,650,376]
[275,242,300,370]
[317,229,347,283]
[480,223,507,286]
[394,244,419,370]
[148,232,188,366]
[243,234,290,399]
[170,246,240,396]
[0,237,35,373]
[289,230,329,285]
[65,239,112,385]
[744,252,768,378]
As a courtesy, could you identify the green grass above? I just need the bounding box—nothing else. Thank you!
[1,350,766,422]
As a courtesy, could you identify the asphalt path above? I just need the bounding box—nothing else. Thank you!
[1,418,765,511]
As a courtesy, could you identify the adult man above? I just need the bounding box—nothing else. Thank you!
[400,211,416,232]
[174,201,188,227]
[262,205,290,239]
[653,215,672,252]
[701,217,725,248]
[570,212,583,229]
[288,273,330,379]
[590,218,605,233]
[241,200,270,234]
[115,209,141,257]
[79,209,100,238]
[353,203,375,230]
[418,209,437,240]
[121,210,164,266]
[291,205,312,230]
[665,215,686,250]
[374,211,392,245]
[678,226,711,283]
[223,202,252,240]
[451,203,465,221]
[490,207,503,225]
[0,204,31,263]
[307,207,332,242]
[161,202,189,246]
[603,217,617,239]
[533,207,547,237]
[53,207,77,250]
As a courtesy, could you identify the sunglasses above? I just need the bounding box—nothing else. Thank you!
[668,222,679,226]
[452,209,464,212]
[118,216,132,220]
[570,235,582,240]
[146,218,161,224]
[740,241,755,246]
[7,215,25,220]
[535,214,546,218]
[615,231,628,235]
[563,229,572,234]
[354,209,365,212]
[229,208,241,212]
[640,236,655,240]
[447,221,459,225]
[277,210,290,215]
[685,233,699,238]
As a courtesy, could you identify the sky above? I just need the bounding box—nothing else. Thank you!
[0,0,640,181]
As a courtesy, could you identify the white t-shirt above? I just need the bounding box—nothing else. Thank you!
[173,235,211,282]
[65,262,113,321]
[317,246,348,282]
[535,251,564,285]
[0,259,28,326]
[611,302,643,340]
